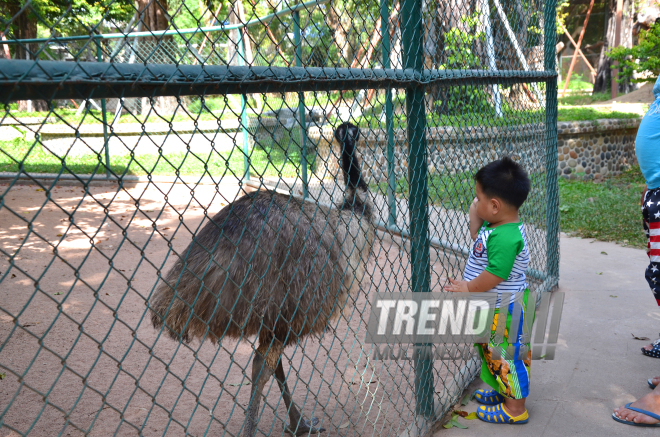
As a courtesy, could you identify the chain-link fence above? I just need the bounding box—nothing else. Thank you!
[0,0,559,435]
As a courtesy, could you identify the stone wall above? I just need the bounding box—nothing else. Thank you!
[308,118,640,182]
[310,123,547,182]
[556,119,640,180]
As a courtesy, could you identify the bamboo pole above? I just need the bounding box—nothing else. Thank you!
[560,0,595,97]
[559,22,595,76]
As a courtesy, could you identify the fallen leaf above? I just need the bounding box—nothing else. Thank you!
[451,419,468,429]
[454,410,468,417]
[162,227,170,230]
[36,188,44,192]
[610,295,618,298]
[601,251,608,255]
[11,274,16,279]
[22,323,39,328]
[227,381,250,387]
[57,234,63,237]
[460,392,472,406]
[338,422,350,429]
[597,272,603,275]
[442,422,454,429]
[0,373,5,380]
[465,412,478,420]
[53,292,62,296]
[632,334,650,341]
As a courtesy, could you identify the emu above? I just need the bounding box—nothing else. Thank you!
[150,123,375,436]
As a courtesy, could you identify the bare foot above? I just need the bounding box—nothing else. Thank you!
[643,338,660,352]
[613,388,660,425]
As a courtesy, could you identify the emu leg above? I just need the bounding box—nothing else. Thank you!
[243,350,276,437]
[274,359,326,436]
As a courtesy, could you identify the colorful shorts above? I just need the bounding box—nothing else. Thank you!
[476,289,532,400]
[642,188,660,306]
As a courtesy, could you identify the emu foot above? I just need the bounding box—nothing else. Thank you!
[286,417,325,436]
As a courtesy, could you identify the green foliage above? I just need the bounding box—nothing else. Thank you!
[608,22,660,84]
[559,166,647,248]
[435,13,493,115]
[442,13,484,68]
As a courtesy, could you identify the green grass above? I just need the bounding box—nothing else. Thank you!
[4,93,643,130]
[559,91,611,106]
[557,106,641,122]
[559,165,647,248]
[372,171,475,213]
[0,138,312,180]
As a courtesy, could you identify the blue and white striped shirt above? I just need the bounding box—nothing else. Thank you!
[464,221,529,307]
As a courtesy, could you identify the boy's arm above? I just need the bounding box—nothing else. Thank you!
[444,271,503,293]
[469,198,484,241]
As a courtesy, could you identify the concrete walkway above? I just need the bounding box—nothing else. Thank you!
[437,234,660,436]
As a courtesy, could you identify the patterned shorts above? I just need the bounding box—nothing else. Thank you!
[642,188,660,306]
[476,289,531,400]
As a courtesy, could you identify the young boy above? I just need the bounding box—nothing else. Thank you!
[445,156,532,424]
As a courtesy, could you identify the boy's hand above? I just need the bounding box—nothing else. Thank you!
[444,277,470,293]
[469,198,484,241]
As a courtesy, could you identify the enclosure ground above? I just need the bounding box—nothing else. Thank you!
[439,235,660,436]
[0,180,476,436]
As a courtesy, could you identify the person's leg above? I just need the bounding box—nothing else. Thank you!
[641,189,660,353]
[503,397,526,417]
[613,379,660,425]
[477,294,531,423]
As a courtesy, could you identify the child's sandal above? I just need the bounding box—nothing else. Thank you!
[477,403,529,424]
[474,389,505,405]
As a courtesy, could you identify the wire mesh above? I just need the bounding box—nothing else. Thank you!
[0,0,558,435]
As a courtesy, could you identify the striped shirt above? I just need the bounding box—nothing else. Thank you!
[464,221,529,307]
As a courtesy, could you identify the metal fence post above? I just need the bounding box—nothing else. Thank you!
[238,29,250,181]
[381,0,396,228]
[544,0,560,285]
[293,10,309,199]
[95,38,111,179]
[402,0,434,419]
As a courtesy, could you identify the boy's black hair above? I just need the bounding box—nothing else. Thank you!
[474,156,531,208]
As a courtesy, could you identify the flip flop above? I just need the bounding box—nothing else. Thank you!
[474,389,505,405]
[642,338,660,358]
[649,378,657,390]
[476,403,529,424]
[612,402,660,427]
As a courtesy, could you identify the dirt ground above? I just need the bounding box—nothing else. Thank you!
[0,179,471,437]
[599,81,656,105]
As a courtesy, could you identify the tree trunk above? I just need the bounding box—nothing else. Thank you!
[594,0,635,94]
[593,0,615,93]
[136,0,177,115]
[137,0,170,32]
[427,0,471,114]
[327,2,350,66]
[5,1,48,112]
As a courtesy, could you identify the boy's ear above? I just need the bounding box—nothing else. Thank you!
[491,197,501,214]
